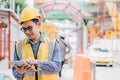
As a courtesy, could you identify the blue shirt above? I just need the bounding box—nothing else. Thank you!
[12,34,61,79]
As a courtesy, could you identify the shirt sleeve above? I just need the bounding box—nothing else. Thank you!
[36,41,61,72]
[12,50,24,80]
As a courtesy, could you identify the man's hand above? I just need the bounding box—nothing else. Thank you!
[15,64,33,75]
[26,58,37,65]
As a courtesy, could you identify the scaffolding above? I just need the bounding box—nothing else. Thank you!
[98,0,105,38]
[0,8,24,69]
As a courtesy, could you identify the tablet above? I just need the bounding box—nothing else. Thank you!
[9,61,38,71]
[9,60,30,67]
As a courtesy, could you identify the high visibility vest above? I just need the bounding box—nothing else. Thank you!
[15,37,59,80]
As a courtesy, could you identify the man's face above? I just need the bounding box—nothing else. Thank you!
[21,20,39,39]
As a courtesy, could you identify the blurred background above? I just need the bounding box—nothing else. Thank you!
[0,0,120,80]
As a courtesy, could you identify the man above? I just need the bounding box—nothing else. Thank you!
[12,6,61,80]
[58,34,72,77]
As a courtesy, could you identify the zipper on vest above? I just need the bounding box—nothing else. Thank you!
[30,41,41,80]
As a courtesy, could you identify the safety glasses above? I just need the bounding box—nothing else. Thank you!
[21,26,33,32]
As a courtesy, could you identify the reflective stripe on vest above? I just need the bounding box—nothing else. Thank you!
[18,41,22,60]
[48,38,56,60]
[25,71,42,76]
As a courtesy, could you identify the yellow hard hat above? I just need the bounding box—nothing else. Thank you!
[19,6,41,23]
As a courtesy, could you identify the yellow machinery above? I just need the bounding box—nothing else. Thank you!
[87,2,120,41]
[40,22,59,38]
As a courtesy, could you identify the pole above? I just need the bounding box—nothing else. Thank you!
[8,12,11,69]
[83,25,88,55]
[0,23,2,60]
[3,28,6,58]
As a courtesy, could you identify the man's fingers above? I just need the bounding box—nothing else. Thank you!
[26,59,37,65]
[24,65,31,70]
[14,64,19,70]
[14,63,34,74]
[14,64,22,69]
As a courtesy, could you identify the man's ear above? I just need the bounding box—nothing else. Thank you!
[37,22,41,27]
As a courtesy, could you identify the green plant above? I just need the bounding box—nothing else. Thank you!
[15,0,27,13]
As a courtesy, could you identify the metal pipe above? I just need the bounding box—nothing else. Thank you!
[0,23,2,60]
[83,25,88,55]
[8,12,11,69]
[3,28,6,58]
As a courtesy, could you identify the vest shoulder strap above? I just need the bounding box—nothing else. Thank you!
[15,40,22,60]
[48,38,56,60]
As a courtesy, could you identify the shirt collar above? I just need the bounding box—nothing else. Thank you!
[26,32,45,44]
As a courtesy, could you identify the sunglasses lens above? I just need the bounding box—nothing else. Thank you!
[21,27,25,32]
[21,26,33,32]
